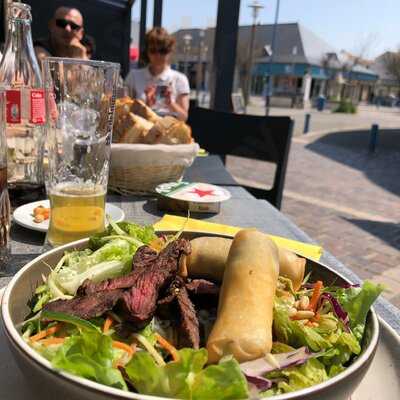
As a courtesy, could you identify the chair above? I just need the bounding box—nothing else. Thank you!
[187,107,294,209]
[189,98,198,111]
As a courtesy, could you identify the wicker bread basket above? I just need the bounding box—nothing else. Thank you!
[109,142,200,195]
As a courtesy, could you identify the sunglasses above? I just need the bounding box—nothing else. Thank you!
[148,47,170,55]
[55,18,81,31]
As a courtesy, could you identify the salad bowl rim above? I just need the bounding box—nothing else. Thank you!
[1,234,380,400]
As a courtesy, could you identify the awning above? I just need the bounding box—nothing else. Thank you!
[253,62,378,82]
[253,63,329,79]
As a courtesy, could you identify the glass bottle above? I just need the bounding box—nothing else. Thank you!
[0,90,11,274]
[0,2,46,206]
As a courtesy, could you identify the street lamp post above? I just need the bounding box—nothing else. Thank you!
[265,0,281,115]
[183,34,192,79]
[244,1,264,109]
[196,30,205,104]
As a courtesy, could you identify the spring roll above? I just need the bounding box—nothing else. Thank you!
[278,247,306,291]
[206,229,279,363]
[179,236,305,290]
[178,237,231,281]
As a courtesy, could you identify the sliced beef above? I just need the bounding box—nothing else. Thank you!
[47,239,191,328]
[186,279,220,296]
[132,245,160,271]
[121,283,158,327]
[78,246,158,296]
[120,239,191,326]
[44,289,123,320]
[176,283,200,349]
[157,277,200,349]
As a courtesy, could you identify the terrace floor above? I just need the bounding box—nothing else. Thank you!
[227,126,400,307]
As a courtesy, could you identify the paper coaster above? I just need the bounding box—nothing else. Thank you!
[156,182,231,213]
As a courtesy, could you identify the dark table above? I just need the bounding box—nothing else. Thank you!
[1,156,399,399]
[1,157,399,334]
[183,155,238,186]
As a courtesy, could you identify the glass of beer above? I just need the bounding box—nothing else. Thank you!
[43,58,120,246]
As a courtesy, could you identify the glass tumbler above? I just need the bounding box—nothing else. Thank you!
[43,58,120,246]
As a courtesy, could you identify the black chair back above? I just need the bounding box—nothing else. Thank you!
[189,98,198,110]
[188,107,294,209]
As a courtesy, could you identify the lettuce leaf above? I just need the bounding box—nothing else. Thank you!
[138,321,157,346]
[191,359,248,400]
[272,297,361,381]
[28,283,52,313]
[50,238,133,295]
[263,358,328,395]
[119,221,157,244]
[334,281,384,341]
[317,330,360,376]
[273,298,331,351]
[50,329,127,391]
[125,348,249,400]
[89,221,156,250]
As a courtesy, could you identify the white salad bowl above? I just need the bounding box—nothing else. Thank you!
[1,233,379,400]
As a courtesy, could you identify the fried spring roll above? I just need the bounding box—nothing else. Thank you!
[179,236,305,291]
[206,229,279,363]
[278,247,306,291]
[179,237,230,281]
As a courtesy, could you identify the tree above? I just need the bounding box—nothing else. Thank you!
[382,51,400,87]
[339,34,378,102]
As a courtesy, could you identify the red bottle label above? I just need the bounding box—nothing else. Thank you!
[30,89,46,124]
[6,90,21,124]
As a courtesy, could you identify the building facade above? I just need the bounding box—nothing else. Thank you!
[370,52,400,104]
[173,23,378,107]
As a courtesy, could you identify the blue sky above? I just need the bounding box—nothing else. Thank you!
[132,0,400,58]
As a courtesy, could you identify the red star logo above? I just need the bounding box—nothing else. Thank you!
[188,188,216,198]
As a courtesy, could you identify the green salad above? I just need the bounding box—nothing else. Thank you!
[21,221,383,399]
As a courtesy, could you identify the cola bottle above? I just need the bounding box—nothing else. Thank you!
[0,91,11,273]
[0,2,46,206]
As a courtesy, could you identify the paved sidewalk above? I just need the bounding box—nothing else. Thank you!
[247,97,400,136]
[227,128,400,308]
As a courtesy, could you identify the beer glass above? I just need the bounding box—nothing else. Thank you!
[43,58,120,246]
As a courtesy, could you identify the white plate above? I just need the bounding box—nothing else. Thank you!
[13,200,125,233]
[351,318,400,399]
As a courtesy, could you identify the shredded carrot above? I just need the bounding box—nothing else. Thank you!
[308,280,323,312]
[113,344,137,368]
[155,333,180,362]
[38,337,66,346]
[112,340,135,357]
[305,321,314,327]
[103,316,113,333]
[30,324,61,342]
[312,312,321,322]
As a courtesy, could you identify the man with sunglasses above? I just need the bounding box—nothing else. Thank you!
[34,7,88,62]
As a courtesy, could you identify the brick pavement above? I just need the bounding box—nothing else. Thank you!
[227,128,400,308]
